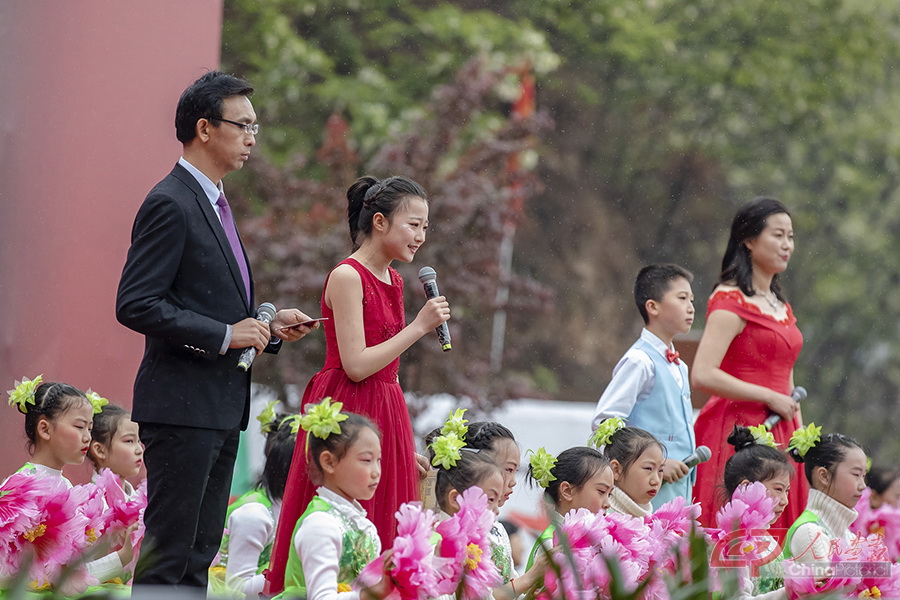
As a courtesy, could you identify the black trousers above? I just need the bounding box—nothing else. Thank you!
[134,422,240,590]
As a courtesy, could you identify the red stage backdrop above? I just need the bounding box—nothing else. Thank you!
[0,1,223,482]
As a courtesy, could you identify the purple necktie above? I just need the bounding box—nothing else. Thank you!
[216,192,251,303]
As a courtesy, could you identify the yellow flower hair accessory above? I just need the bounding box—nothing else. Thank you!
[257,400,279,434]
[84,390,109,415]
[300,397,348,440]
[281,414,302,435]
[7,375,43,415]
[527,448,558,488]
[440,408,469,439]
[431,432,467,470]
[748,425,778,448]
[788,423,822,458]
[589,417,625,448]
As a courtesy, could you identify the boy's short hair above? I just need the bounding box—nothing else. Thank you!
[634,263,694,324]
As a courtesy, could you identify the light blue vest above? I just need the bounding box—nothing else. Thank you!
[625,338,696,509]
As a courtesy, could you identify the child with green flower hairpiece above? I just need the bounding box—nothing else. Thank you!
[276,399,390,600]
[208,402,297,598]
[4,377,138,584]
[523,446,613,571]
[783,424,868,563]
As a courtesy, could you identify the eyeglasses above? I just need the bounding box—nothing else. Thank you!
[208,117,259,136]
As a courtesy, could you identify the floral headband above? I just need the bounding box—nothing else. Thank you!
[527,448,558,488]
[257,400,280,434]
[589,417,625,449]
[788,423,822,459]
[7,375,43,415]
[748,425,778,448]
[84,390,109,415]
[430,408,471,470]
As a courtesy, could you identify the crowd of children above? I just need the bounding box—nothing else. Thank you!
[3,378,899,599]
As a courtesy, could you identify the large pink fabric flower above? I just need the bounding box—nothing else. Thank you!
[852,489,900,562]
[0,472,55,578]
[359,502,441,600]
[434,487,501,600]
[22,483,93,586]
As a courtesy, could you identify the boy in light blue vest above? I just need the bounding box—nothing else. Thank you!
[591,264,696,509]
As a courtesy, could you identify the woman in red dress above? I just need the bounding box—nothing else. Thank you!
[692,197,808,531]
[265,176,450,594]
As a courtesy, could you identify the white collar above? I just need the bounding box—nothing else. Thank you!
[608,487,653,517]
[806,488,858,538]
[179,156,224,206]
[639,328,676,358]
[316,486,370,526]
[26,462,72,488]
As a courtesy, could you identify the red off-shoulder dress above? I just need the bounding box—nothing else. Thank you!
[692,289,808,531]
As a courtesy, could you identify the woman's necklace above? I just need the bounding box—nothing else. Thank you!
[760,290,781,310]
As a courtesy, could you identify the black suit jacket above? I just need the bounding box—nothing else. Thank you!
[116,163,273,431]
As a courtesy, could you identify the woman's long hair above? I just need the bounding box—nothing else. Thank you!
[718,197,791,302]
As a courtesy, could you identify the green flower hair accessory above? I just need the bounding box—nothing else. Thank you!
[84,389,109,415]
[788,423,822,458]
[281,414,302,436]
[7,375,43,415]
[748,424,778,448]
[257,400,279,434]
[440,408,469,439]
[527,448,558,488]
[431,432,467,470]
[300,397,348,440]
[589,417,625,448]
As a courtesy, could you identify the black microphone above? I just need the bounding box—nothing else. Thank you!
[237,302,277,371]
[417,267,451,352]
[681,445,712,469]
[763,386,807,430]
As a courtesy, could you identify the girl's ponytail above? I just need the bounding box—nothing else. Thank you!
[347,175,379,251]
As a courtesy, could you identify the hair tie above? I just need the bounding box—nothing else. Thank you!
[7,374,43,415]
[788,423,822,459]
[527,448,557,488]
[84,389,109,415]
[748,425,778,449]
[589,417,625,449]
[430,408,470,470]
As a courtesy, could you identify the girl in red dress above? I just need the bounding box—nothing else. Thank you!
[266,176,450,594]
[692,197,808,531]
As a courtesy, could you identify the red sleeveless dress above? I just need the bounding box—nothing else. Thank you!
[266,258,419,594]
[692,289,808,532]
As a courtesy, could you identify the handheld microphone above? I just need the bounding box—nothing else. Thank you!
[417,267,451,352]
[763,386,807,429]
[681,445,712,469]
[237,302,277,371]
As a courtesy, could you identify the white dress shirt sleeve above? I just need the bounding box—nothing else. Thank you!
[591,350,654,430]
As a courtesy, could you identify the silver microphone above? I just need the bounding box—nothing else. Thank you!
[763,386,807,429]
[417,267,452,352]
[237,303,277,371]
[682,445,712,469]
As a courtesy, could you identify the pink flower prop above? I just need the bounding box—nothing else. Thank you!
[359,502,441,600]
[96,468,144,539]
[852,489,900,562]
[0,472,55,578]
[70,481,108,549]
[23,483,93,586]
[782,556,857,600]
[434,487,501,600]
[645,496,703,576]
[715,481,777,534]
[125,479,148,577]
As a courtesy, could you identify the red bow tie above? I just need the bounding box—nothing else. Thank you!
[666,349,680,364]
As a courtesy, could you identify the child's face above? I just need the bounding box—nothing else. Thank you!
[648,276,694,337]
[326,427,382,503]
[491,438,520,507]
[43,400,94,467]
[873,477,900,508]
[759,471,791,524]
[614,445,665,506]
[822,446,868,509]
[567,465,615,514]
[381,196,429,263]
[478,470,505,515]
[102,419,144,480]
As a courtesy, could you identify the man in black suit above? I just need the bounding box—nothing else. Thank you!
[116,71,314,590]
